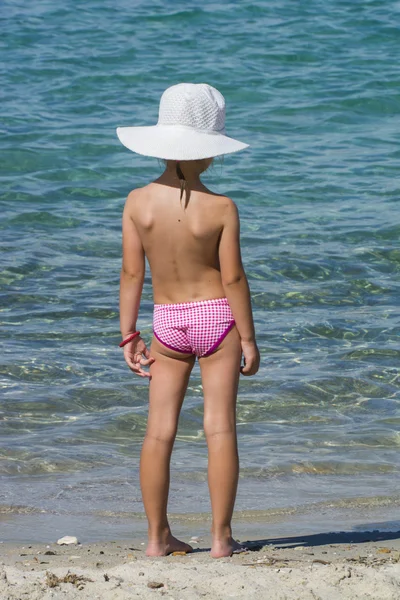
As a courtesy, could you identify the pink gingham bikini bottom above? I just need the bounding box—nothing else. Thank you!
[153,297,235,358]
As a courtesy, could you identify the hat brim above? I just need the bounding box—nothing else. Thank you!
[116,125,249,161]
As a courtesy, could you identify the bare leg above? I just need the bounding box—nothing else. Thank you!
[140,337,195,556]
[199,327,243,558]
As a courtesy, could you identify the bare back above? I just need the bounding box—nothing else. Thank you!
[125,182,231,304]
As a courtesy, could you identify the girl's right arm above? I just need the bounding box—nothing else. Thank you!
[120,192,154,377]
[218,198,260,376]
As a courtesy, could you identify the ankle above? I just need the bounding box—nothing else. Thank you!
[148,524,171,542]
[211,524,232,541]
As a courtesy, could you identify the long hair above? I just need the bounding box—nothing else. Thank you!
[176,161,189,207]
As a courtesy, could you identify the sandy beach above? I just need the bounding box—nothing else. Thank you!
[1,530,399,599]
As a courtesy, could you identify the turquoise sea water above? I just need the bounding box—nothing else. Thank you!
[1,0,400,541]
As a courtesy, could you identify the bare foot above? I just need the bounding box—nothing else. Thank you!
[146,534,193,557]
[211,537,246,558]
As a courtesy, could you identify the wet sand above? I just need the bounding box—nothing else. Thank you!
[1,530,399,599]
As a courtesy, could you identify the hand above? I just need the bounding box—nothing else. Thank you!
[123,336,155,378]
[240,340,260,376]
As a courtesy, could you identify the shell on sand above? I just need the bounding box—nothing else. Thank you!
[57,536,79,546]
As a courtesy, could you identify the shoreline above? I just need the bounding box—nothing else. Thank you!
[2,494,400,545]
[1,533,400,599]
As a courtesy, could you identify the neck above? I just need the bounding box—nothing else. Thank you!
[163,161,203,186]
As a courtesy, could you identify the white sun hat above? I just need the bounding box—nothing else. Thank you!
[116,83,249,161]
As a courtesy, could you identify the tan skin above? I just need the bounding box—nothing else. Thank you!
[120,159,260,558]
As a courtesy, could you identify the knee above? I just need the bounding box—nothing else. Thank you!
[145,423,177,445]
[203,416,236,441]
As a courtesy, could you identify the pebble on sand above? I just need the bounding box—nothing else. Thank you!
[147,581,164,589]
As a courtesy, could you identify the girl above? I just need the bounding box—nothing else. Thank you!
[117,83,260,558]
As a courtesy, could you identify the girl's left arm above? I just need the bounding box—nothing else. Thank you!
[119,194,154,377]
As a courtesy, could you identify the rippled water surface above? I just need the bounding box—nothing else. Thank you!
[1,0,400,539]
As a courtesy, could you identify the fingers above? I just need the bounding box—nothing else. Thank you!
[135,344,155,367]
[241,364,254,376]
[143,347,153,360]
[240,359,250,375]
[240,359,259,376]
[241,367,257,376]
[127,360,152,378]
[125,350,154,378]
[125,358,148,377]
[137,345,155,370]
[240,343,260,376]
[140,356,155,367]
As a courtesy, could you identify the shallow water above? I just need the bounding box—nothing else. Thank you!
[1,0,400,540]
